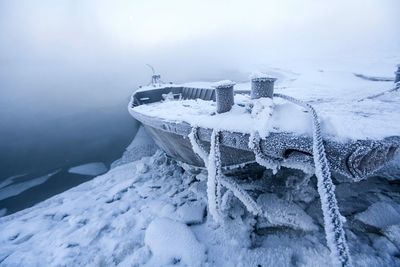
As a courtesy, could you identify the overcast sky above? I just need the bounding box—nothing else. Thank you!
[0,0,399,115]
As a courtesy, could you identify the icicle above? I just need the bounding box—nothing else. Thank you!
[274,93,353,267]
[207,129,223,223]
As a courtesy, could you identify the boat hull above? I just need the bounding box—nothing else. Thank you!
[129,86,400,182]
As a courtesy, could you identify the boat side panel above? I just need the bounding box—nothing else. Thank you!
[142,125,256,167]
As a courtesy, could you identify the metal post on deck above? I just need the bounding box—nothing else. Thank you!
[251,76,277,99]
[214,81,235,113]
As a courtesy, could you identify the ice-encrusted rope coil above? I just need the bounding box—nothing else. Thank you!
[249,132,281,174]
[273,93,353,267]
[188,127,263,221]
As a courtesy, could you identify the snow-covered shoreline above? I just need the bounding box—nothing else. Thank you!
[1,148,399,266]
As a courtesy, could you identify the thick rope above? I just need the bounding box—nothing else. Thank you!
[188,127,263,219]
[249,132,281,174]
[274,93,352,267]
[188,93,352,266]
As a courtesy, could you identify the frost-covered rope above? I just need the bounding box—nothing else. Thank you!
[207,130,223,223]
[358,81,400,102]
[188,127,263,220]
[188,126,209,166]
[249,132,280,174]
[273,93,352,267]
[219,176,263,216]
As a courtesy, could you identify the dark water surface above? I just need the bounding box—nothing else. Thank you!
[0,104,137,216]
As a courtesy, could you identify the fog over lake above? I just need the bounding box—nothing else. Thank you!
[0,0,399,215]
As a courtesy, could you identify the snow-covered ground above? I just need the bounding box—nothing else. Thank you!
[1,146,399,266]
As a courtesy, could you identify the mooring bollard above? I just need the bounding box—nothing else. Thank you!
[214,80,235,113]
[395,64,400,84]
[251,76,277,99]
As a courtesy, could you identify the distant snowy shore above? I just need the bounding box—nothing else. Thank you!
[1,147,399,266]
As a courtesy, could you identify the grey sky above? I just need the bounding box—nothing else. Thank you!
[0,0,399,114]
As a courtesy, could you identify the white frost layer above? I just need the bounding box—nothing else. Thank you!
[132,69,400,140]
[144,218,206,266]
[0,171,58,201]
[134,95,312,138]
[68,162,108,176]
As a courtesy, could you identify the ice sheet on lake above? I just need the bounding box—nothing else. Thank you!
[0,174,27,190]
[68,162,108,176]
[0,171,59,201]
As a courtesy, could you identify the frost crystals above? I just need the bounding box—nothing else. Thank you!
[189,126,263,223]
[274,93,353,267]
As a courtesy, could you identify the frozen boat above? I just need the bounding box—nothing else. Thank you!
[128,66,400,182]
[129,66,400,267]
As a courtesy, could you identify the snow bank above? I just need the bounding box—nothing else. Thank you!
[1,151,399,266]
[144,218,206,266]
[68,162,107,176]
[111,126,158,169]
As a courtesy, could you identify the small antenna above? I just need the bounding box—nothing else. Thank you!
[146,64,155,75]
[146,64,162,86]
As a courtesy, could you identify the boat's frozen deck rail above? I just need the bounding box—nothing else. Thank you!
[132,90,400,142]
[133,93,315,139]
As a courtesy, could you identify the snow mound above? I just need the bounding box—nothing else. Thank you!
[144,217,206,266]
[68,162,107,176]
[251,97,274,138]
[257,193,318,232]
[176,201,206,225]
[355,202,400,229]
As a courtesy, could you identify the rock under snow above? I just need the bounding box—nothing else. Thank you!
[144,217,206,266]
[257,193,318,232]
[355,201,400,229]
[176,201,206,225]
